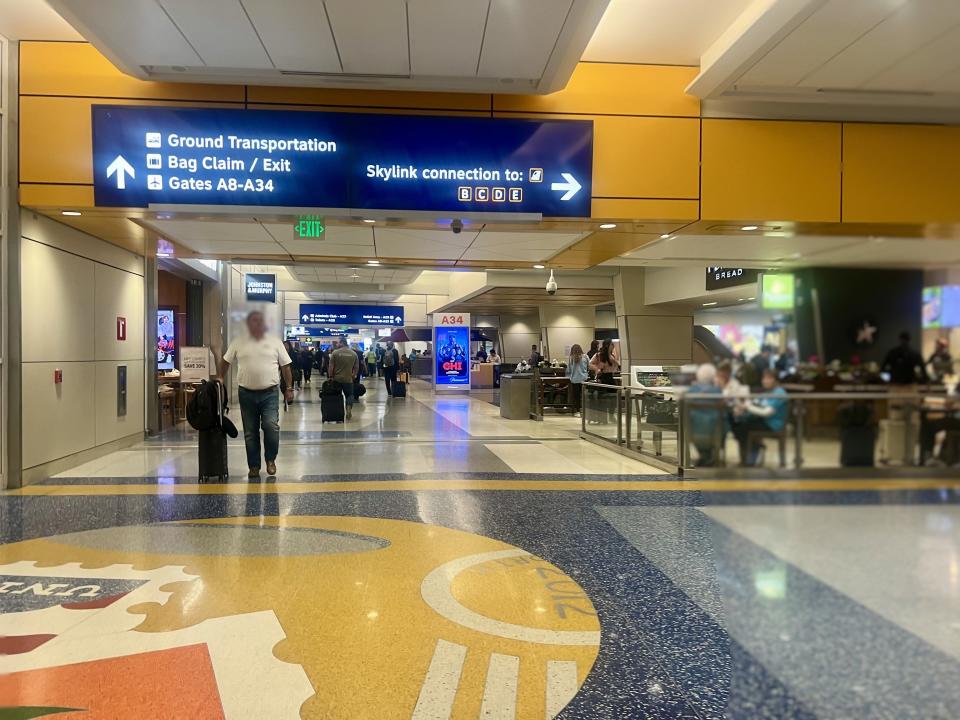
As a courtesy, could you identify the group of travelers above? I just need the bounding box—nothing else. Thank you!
[564,339,621,417]
[688,363,788,467]
[220,312,417,479]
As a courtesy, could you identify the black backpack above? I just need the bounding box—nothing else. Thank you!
[187,380,225,431]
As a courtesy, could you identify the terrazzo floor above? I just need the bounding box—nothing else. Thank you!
[3,380,960,718]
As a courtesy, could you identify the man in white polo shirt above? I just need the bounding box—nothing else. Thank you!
[220,311,293,479]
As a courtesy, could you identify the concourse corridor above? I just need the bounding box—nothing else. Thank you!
[3,381,960,719]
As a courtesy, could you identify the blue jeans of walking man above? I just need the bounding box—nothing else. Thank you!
[238,386,280,470]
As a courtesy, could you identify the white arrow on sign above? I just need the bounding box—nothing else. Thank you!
[550,172,582,201]
[301,314,309,322]
[106,155,135,190]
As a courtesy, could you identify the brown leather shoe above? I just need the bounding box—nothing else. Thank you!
[266,461,277,477]
[248,467,260,479]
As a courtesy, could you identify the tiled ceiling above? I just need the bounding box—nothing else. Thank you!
[48,0,609,93]
[141,219,587,265]
[690,0,960,112]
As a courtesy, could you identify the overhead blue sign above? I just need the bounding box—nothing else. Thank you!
[245,272,276,303]
[286,326,359,339]
[299,304,404,326]
[91,106,593,217]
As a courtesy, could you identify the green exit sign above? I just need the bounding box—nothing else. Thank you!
[295,215,325,238]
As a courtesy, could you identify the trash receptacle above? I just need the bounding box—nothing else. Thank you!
[500,374,533,419]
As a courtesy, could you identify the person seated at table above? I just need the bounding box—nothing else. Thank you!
[921,373,960,466]
[732,369,788,466]
[688,364,723,467]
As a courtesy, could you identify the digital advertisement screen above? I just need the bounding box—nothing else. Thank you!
[924,285,960,328]
[713,324,765,357]
[435,326,470,386]
[157,308,176,371]
[761,273,795,310]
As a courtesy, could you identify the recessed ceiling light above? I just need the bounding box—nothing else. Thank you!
[363,218,376,224]
[533,264,545,269]
[702,301,718,307]
[599,223,617,229]
[660,233,671,239]
[738,298,745,302]
[367,260,380,265]
[747,297,756,301]
[790,252,802,259]
[61,210,82,216]
[741,225,759,231]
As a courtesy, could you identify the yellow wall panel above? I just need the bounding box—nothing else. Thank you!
[247,85,489,111]
[701,120,841,222]
[494,63,699,117]
[20,97,243,185]
[19,41,243,101]
[591,198,699,222]
[843,124,960,224]
[245,103,486,117]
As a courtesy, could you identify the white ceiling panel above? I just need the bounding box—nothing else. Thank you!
[374,228,478,260]
[407,0,488,77]
[795,238,960,266]
[864,22,960,91]
[624,234,850,263]
[147,219,276,243]
[800,0,960,90]
[737,0,909,88]
[241,0,341,73]
[584,0,751,66]
[479,0,573,79]
[324,0,409,75]
[280,240,378,257]
[49,0,201,66]
[184,240,286,255]
[159,0,273,69]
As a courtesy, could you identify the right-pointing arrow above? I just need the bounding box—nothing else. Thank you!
[106,155,135,190]
[550,172,582,201]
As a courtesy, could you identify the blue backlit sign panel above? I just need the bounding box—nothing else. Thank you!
[298,304,404,326]
[92,106,593,217]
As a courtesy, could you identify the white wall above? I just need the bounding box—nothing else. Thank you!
[20,213,145,469]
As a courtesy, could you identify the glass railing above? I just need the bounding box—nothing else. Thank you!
[581,384,960,474]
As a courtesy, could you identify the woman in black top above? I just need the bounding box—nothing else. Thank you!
[587,339,600,360]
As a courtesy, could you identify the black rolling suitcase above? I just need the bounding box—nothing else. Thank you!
[838,402,876,467]
[188,379,230,481]
[198,428,229,481]
[321,380,345,423]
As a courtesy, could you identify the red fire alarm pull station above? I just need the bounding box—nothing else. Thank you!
[116,316,127,341]
[54,369,63,384]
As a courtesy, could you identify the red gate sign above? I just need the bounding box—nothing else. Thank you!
[437,314,467,326]
[116,316,127,341]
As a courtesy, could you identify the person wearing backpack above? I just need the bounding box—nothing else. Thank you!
[220,311,293,479]
[382,340,400,396]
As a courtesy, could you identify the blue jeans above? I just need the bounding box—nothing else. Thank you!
[238,386,280,470]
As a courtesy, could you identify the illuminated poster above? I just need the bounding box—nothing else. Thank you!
[157,308,176,371]
[434,327,470,386]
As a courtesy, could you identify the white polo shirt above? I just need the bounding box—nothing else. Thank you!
[223,335,292,390]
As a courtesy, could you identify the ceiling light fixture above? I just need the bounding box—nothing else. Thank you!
[61,210,82,216]
[702,301,718,307]
[599,223,617,229]
[741,225,759,231]
[660,233,671,239]
[747,297,756,301]
[367,260,380,265]
[363,218,376,224]
[533,264,545,269]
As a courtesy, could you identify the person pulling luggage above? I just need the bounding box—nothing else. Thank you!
[329,337,359,420]
[220,311,294,479]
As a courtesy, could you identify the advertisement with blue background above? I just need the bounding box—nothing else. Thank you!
[435,327,470,386]
[92,106,593,217]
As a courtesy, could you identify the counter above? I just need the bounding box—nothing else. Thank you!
[471,362,495,389]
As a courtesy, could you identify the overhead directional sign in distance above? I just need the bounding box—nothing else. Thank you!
[92,106,594,217]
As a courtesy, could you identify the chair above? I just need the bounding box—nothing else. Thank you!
[746,427,788,468]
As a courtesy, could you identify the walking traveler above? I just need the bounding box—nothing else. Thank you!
[329,338,360,420]
[382,341,401,395]
[220,311,293,479]
[565,344,588,416]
